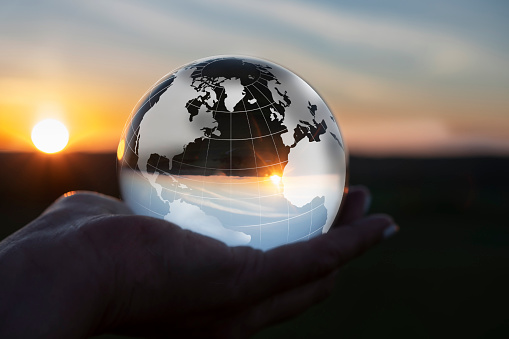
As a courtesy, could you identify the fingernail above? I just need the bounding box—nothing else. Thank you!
[383,224,399,239]
[363,193,372,214]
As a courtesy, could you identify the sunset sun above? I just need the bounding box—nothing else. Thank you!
[31,119,69,153]
[270,174,282,186]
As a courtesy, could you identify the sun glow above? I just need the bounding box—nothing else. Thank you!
[31,119,69,153]
[117,139,125,160]
[270,174,282,186]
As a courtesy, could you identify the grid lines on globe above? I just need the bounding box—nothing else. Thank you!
[118,56,341,251]
[168,58,292,178]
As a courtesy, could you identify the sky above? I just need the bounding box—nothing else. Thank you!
[1,0,508,156]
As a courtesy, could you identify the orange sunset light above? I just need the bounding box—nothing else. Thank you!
[0,1,507,156]
[270,174,282,186]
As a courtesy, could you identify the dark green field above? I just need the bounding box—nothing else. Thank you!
[1,153,507,338]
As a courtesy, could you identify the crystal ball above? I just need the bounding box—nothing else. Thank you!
[117,55,347,251]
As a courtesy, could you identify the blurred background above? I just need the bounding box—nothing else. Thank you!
[1,0,508,338]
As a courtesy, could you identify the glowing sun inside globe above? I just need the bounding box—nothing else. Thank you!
[31,119,69,153]
[270,175,282,186]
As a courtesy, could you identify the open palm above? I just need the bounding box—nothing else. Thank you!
[0,186,396,338]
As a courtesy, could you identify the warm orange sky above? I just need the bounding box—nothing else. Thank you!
[1,0,508,156]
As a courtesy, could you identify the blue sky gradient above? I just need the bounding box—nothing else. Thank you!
[1,0,508,155]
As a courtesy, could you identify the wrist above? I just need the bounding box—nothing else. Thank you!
[0,220,112,338]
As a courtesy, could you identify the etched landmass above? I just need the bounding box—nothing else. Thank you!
[170,58,293,177]
[289,101,328,147]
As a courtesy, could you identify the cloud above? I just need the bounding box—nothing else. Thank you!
[342,117,509,157]
[165,199,251,246]
[1,0,507,154]
[203,0,507,76]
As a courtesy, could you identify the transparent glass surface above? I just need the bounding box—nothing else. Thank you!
[118,56,347,251]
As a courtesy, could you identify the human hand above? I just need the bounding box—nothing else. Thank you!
[0,186,397,338]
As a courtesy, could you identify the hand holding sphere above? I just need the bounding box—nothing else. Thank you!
[0,56,397,338]
[0,188,396,338]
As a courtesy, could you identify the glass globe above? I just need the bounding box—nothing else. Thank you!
[118,55,347,251]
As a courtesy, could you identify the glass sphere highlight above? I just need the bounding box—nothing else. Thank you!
[118,56,347,251]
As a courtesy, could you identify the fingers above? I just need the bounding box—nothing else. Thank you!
[335,185,371,226]
[239,214,395,302]
[243,272,337,335]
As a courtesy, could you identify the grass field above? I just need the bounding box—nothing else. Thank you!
[1,153,507,338]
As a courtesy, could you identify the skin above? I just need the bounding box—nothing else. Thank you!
[0,186,396,338]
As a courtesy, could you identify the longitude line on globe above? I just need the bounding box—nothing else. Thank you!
[244,80,292,243]
[240,91,263,247]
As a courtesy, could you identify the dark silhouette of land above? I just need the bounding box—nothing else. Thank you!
[0,152,507,338]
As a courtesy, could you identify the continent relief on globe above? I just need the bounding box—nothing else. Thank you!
[119,57,346,251]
